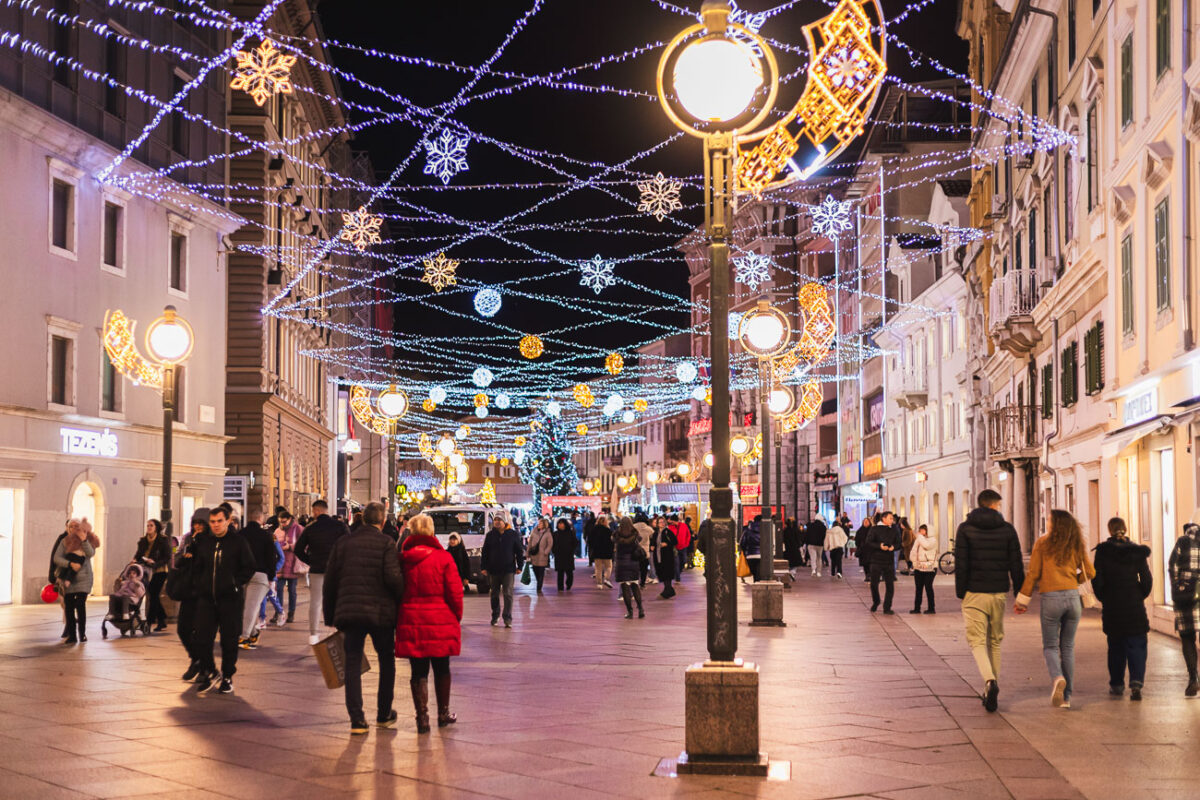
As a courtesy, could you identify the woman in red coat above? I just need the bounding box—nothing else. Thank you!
[395,513,463,732]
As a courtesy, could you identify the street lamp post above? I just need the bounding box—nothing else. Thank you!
[144,306,194,538]
[375,384,410,512]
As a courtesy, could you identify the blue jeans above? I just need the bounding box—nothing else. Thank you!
[275,577,297,617]
[1106,634,1148,689]
[1040,589,1082,700]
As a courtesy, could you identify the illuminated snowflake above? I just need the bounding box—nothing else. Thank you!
[637,172,683,221]
[230,39,297,107]
[579,255,616,294]
[810,195,854,239]
[421,252,459,292]
[423,128,469,184]
[825,46,870,92]
[338,206,383,252]
[734,252,773,291]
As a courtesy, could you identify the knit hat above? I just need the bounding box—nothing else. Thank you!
[191,507,211,527]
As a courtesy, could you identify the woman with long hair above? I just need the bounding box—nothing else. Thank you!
[1168,520,1200,696]
[525,517,554,595]
[1015,509,1095,708]
[613,517,645,619]
[134,518,171,631]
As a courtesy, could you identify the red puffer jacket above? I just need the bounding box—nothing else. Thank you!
[395,534,463,658]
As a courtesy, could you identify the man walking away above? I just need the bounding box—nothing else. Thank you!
[295,499,349,645]
[239,509,277,650]
[955,489,1025,712]
[855,519,872,582]
[805,516,828,577]
[866,511,901,613]
[323,502,404,734]
[480,517,522,627]
[589,515,615,588]
[824,517,848,579]
[192,507,256,694]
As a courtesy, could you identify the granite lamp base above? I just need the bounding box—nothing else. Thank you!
[749,581,785,626]
[677,659,764,774]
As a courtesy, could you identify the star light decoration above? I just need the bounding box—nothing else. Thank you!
[338,206,383,252]
[734,252,773,291]
[230,39,297,107]
[605,352,624,375]
[810,195,854,239]
[825,45,871,91]
[579,255,616,294]
[473,288,502,318]
[636,172,683,222]
[422,128,469,184]
[421,252,459,292]
[519,335,544,359]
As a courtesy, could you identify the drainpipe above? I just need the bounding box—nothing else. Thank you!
[1181,0,1195,351]
[1042,317,1060,505]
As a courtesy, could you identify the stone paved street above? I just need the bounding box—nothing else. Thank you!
[2,563,1197,799]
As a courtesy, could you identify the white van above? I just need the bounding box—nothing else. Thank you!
[423,504,513,591]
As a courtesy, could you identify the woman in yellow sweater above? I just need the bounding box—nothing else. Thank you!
[1015,510,1096,708]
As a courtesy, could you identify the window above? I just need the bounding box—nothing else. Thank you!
[1043,187,1053,256]
[1156,0,1171,78]
[50,336,71,406]
[1015,232,1023,272]
[169,231,187,293]
[1067,0,1077,66]
[1084,321,1105,396]
[51,179,74,252]
[52,0,77,88]
[1120,234,1134,334]
[1120,35,1133,128]
[1154,198,1171,310]
[482,464,495,479]
[1041,362,1053,419]
[101,348,120,413]
[169,73,189,154]
[976,36,984,87]
[1092,0,1100,14]
[1086,103,1099,211]
[1031,73,1039,121]
[1064,153,1076,239]
[103,201,123,270]
[171,365,185,423]
[1061,342,1078,407]
[1029,209,1037,270]
[104,31,125,117]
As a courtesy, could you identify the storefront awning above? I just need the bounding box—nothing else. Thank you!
[1100,415,1173,458]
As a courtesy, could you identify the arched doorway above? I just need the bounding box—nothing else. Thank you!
[69,481,105,597]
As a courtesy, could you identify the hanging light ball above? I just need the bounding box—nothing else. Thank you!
[514,435,527,447]
[456,425,470,440]
[622,410,635,424]
[576,423,589,435]
[487,454,498,464]
[495,392,512,409]
[500,457,510,466]
[473,288,502,318]
[519,335,544,359]
[473,393,488,408]
[421,398,436,412]
[429,386,447,404]
[705,387,713,406]
[605,352,624,375]
[545,400,562,417]
[530,420,542,431]
[691,386,707,401]
[633,398,648,413]
[573,384,595,408]
[675,361,698,383]
[514,448,526,465]
[472,368,493,388]
[475,406,489,418]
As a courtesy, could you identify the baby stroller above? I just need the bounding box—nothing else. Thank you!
[102,562,149,638]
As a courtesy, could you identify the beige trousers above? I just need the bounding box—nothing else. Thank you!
[962,591,1007,683]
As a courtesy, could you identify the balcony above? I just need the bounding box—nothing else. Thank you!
[987,405,1041,458]
[896,367,928,410]
[988,269,1043,356]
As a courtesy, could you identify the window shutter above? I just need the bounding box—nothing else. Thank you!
[1041,362,1053,419]
[1084,321,1105,395]
[1061,343,1078,407]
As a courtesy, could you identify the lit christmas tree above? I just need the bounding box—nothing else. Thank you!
[519,412,579,510]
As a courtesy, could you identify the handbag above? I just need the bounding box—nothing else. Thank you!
[736,550,751,578]
[1078,558,1100,609]
[520,561,532,585]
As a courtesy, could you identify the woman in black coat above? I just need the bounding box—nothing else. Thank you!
[134,519,173,631]
[1092,517,1152,700]
[446,533,471,593]
[551,518,577,592]
[651,517,677,599]
[782,519,804,571]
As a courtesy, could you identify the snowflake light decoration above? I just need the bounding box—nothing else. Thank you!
[421,252,459,292]
[423,128,469,184]
[230,39,297,107]
[636,172,683,222]
[825,46,870,91]
[338,206,383,252]
[810,195,853,239]
[473,288,502,318]
[472,368,493,388]
[734,252,773,291]
[579,255,616,294]
[605,352,624,375]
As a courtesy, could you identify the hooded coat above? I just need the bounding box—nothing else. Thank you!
[525,525,555,568]
[395,533,463,658]
[1092,537,1152,637]
[803,517,827,547]
[613,525,643,583]
[551,524,577,570]
[782,521,804,567]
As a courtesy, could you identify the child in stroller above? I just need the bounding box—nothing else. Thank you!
[102,562,149,638]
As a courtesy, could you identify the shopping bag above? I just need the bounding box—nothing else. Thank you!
[520,561,532,585]
[736,550,751,578]
[312,630,371,690]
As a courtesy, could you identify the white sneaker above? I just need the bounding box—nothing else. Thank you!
[308,634,321,646]
[1051,677,1067,707]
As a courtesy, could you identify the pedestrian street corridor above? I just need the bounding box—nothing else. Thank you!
[1,564,1196,800]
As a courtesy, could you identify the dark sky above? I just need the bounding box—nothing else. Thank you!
[313,0,967,383]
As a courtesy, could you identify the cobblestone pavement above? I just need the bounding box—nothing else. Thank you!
[2,562,1197,799]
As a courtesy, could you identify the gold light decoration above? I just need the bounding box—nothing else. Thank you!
[102,310,163,389]
[514,435,526,447]
[349,384,396,435]
[705,387,713,406]
[457,425,470,438]
[573,383,595,408]
[736,0,887,196]
[473,393,488,408]
[797,379,823,421]
[500,457,510,466]
[796,282,835,363]
[519,334,544,359]
[487,454,498,464]
[576,423,589,435]
[421,252,459,292]
[230,39,297,107]
[530,420,542,431]
[339,206,383,252]
[605,352,624,375]
[480,478,497,504]
[417,432,435,461]
[422,398,436,412]
[633,398,648,413]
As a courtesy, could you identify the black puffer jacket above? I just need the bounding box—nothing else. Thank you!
[133,534,171,571]
[954,507,1025,598]
[613,527,643,583]
[803,519,827,547]
[864,524,900,569]
[1093,537,1152,637]
[588,523,615,560]
[322,525,405,629]
[552,525,577,569]
[191,531,256,600]
[240,521,279,580]
[295,514,349,574]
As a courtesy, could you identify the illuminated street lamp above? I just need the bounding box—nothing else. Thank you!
[646,469,660,484]
[143,306,193,538]
[437,435,456,457]
[730,435,752,457]
[676,462,692,479]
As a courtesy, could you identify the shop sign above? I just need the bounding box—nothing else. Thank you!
[341,438,361,454]
[864,392,884,434]
[60,427,118,458]
[840,461,861,484]
[739,483,760,499]
[862,454,883,477]
[1122,388,1158,426]
[687,412,756,438]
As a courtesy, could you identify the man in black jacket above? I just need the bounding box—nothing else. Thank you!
[481,518,523,627]
[954,489,1025,712]
[191,507,256,694]
[238,509,278,650]
[588,515,616,588]
[295,499,349,645]
[865,511,901,613]
[323,502,405,734]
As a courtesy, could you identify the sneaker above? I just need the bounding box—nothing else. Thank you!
[1109,685,1124,696]
[276,617,286,628]
[248,632,260,645]
[350,719,369,735]
[624,610,633,619]
[154,623,168,632]
[1060,701,1071,709]
[238,638,257,650]
[490,617,498,626]
[882,609,895,615]
[869,604,878,613]
[376,709,398,728]
[638,608,645,618]
[193,669,215,685]
[197,672,221,693]
[1130,687,1142,701]
[79,633,87,643]
[308,634,321,646]
[1051,677,1067,707]
[181,662,201,682]
[924,609,936,614]
[504,620,512,628]
[984,680,999,713]
[218,676,233,695]
[603,580,613,588]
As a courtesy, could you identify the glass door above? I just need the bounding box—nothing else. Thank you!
[1159,448,1175,592]
[0,489,14,604]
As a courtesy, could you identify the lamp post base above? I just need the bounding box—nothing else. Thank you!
[677,659,763,772]
[749,581,785,626]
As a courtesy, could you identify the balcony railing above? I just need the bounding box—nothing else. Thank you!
[989,269,1040,326]
[987,404,1041,457]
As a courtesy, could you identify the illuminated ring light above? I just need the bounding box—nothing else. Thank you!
[350,385,396,435]
[730,435,752,457]
[102,309,163,389]
[144,306,195,365]
[376,385,410,419]
[735,0,888,195]
[767,385,796,416]
[519,334,544,359]
[738,302,791,358]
